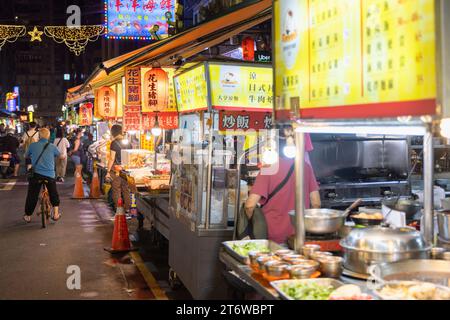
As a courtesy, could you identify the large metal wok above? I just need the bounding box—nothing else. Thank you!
[289,209,347,235]
[382,198,422,221]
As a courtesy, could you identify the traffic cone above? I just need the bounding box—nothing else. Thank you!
[89,166,101,199]
[104,197,138,254]
[72,165,85,199]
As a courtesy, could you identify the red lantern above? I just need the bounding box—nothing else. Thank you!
[242,37,255,61]
[143,67,169,112]
[96,87,116,119]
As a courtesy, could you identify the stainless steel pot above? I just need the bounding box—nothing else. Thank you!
[437,211,450,241]
[289,209,346,234]
[340,227,431,275]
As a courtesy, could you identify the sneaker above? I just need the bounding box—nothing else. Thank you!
[60,177,64,183]
[56,177,63,182]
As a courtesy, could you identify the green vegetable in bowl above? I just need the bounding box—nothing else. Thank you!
[231,242,270,257]
[281,282,335,300]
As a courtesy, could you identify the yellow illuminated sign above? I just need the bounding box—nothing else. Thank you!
[274,0,437,119]
[174,64,208,113]
[209,63,273,111]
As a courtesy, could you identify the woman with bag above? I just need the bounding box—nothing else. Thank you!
[53,127,70,182]
[244,132,321,244]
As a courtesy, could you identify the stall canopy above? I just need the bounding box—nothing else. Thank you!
[69,0,271,95]
[65,84,94,106]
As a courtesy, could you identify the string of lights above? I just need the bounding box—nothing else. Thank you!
[0,25,26,50]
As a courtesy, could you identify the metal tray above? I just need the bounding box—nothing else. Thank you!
[270,278,344,300]
[373,280,450,300]
[222,240,284,265]
[369,259,450,287]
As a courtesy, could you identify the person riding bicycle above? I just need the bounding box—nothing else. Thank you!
[23,128,61,223]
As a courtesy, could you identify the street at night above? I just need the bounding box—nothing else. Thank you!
[1,0,450,316]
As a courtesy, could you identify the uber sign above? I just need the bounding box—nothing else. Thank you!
[255,51,272,63]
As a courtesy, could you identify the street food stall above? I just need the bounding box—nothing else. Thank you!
[168,61,274,299]
[218,0,450,300]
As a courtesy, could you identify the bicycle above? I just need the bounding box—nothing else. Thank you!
[37,178,52,229]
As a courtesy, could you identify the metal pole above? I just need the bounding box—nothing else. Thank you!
[204,113,214,230]
[294,131,306,251]
[423,126,434,244]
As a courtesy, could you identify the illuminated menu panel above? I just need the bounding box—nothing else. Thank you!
[209,63,273,111]
[274,0,437,120]
[173,64,208,113]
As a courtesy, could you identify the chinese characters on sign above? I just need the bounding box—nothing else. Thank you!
[219,111,272,131]
[209,63,273,111]
[106,0,175,40]
[142,112,178,130]
[123,105,141,132]
[125,67,141,105]
[174,64,208,113]
[274,0,437,120]
[142,68,169,112]
[95,86,117,119]
[79,103,93,126]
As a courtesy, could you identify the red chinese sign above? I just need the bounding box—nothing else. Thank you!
[242,37,255,61]
[95,87,117,119]
[79,102,93,126]
[142,68,169,112]
[123,105,141,132]
[142,112,179,130]
[125,67,141,105]
[219,111,272,131]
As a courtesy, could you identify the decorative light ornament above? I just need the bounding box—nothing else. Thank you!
[146,131,152,141]
[28,26,44,42]
[0,25,26,50]
[44,25,105,56]
[143,67,169,112]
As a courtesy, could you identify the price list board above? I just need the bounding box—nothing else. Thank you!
[274,0,437,120]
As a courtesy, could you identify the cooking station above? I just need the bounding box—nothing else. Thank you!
[309,134,412,210]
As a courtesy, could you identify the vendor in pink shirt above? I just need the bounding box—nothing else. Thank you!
[245,133,320,244]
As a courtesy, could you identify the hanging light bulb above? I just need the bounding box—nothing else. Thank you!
[283,136,296,159]
[262,148,278,165]
[151,114,162,137]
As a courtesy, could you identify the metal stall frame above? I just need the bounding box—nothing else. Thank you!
[292,120,435,251]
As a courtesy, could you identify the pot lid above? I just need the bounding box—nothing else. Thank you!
[340,227,431,253]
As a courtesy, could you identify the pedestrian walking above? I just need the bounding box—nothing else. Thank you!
[23,128,61,223]
[105,124,131,211]
[68,129,83,168]
[53,127,70,182]
[21,122,39,169]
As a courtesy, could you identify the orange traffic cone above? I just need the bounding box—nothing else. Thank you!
[89,166,101,199]
[104,198,138,254]
[72,165,85,199]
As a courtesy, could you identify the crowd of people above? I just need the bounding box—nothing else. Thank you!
[0,122,94,181]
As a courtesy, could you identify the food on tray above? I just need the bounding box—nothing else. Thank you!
[231,242,270,257]
[352,212,383,220]
[328,284,374,300]
[278,282,335,300]
[376,281,450,300]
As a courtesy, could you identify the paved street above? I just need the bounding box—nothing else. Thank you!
[0,176,190,300]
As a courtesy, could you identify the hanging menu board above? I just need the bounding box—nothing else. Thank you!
[274,0,437,120]
[209,63,273,111]
[174,64,209,113]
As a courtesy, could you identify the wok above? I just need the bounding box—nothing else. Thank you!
[382,198,422,221]
[289,209,346,235]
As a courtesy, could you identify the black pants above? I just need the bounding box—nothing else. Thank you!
[25,174,60,216]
